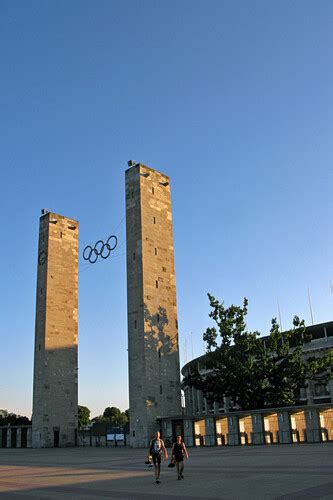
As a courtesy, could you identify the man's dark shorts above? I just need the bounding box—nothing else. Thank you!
[152,453,161,465]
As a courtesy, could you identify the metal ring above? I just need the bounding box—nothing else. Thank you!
[100,243,111,259]
[89,248,99,264]
[107,235,118,251]
[83,246,93,261]
[94,240,104,254]
[83,235,118,264]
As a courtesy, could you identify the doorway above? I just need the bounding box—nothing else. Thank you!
[290,411,306,442]
[215,417,228,445]
[194,419,205,446]
[172,419,183,444]
[239,416,252,445]
[53,430,60,447]
[319,408,333,441]
[11,428,17,448]
[1,429,7,448]
[264,413,279,444]
[21,428,28,448]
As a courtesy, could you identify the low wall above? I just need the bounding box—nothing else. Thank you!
[0,426,32,448]
[160,404,333,448]
[2,404,332,449]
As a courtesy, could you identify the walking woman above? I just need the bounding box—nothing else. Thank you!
[171,435,189,480]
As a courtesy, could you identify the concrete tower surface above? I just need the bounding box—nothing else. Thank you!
[126,163,182,447]
[32,211,79,448]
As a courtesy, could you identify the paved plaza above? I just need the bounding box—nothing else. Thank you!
[0,443,332,499]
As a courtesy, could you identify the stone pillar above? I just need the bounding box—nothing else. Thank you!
[189,390,193,415]
[278,411,291,444]
[16,428,21,448]
[6,428,11,448]
[184,418,194,447]
[126,164,181,447]
[197,391,202,414]
[251,414,264,445]
[306,380,314,405]
[27,427,32,448]
[192,387,197,414]
[328,379,333,402]
[227,415,239,446]
[196,389,201,414]
[305,408,321,443]
[205,417,215,446]
[224,396,231,412]
[32,211,79,448]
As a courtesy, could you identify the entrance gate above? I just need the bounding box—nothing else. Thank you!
[1,429,7,448]
[21,428,28,448]
[264,413,279,444]
[290,411,306,442]
[194,419,205,446]
[319,408,333,441]
[239,415,252,445]
[215,417,228,445]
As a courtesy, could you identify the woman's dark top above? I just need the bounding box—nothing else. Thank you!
[174,442,184,462]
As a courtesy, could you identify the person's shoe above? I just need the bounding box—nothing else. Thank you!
[178,476,181,480]
[156,479,160,484]
[180,474,184,479]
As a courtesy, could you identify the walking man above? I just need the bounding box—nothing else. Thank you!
[171,435,189,480]
[147,431,168,484]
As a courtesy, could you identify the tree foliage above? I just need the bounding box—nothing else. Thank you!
[103,407,128,428]
[0,411,31,426]
[184,294,332,410]
[78,405,91,427]
[90,415,105,423]
[91,407,128,428]
[124,409,130,432]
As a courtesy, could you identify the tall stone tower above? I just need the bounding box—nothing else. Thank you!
[32,210,79,448]
[126,163,182,447]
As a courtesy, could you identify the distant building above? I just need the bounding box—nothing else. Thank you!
[182,322,333,415]
[126,163,182,447]
[154,322,333,447]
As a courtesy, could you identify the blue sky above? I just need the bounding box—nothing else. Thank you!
[1,1,332,418]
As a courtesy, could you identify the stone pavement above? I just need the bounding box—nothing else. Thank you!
[0,443,332,499]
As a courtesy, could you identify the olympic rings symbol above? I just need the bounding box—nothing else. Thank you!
[83,235,118,264]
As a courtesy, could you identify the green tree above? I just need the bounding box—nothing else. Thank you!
[124,409,129,433]
[78,405,91,427]
[90,415,105,423]
[184,294,332,410]
[0,412,31,426]
[103,407,128,428]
